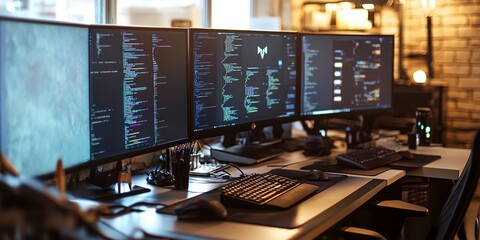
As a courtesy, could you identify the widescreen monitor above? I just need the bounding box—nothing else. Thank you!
[0,16,90,178]
[300,33,394,119]
[0,17,190,179]
[89,25,189,162]
[190,28,298,140]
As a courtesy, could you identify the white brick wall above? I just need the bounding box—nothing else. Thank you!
[448,111,470,118]
[458,5,480,15]
[444,65,470,75]
[472,51,480,62]
[402,0,480,148]
[471,16,480,25]
[443,16,468,25]
[288,0,478,147]
[448,90,469,99]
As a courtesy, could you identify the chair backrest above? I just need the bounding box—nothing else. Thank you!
[428,130,480,240]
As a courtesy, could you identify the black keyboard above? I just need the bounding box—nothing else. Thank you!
[336,147,402,170]
[220,173,319,209]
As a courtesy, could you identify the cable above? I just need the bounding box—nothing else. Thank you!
[224,163,246,178]
[90,201,165,219]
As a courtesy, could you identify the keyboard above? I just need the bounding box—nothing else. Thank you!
[336,147,402,170]
[220,173,319,209]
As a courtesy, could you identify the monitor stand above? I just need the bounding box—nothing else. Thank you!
[270,123,306,152]
[68,163,150,202]
[345,115,376,149]
[210,129,285,165]
[68,181,150,202]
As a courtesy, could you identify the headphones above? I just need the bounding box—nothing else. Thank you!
[146,169,174,187]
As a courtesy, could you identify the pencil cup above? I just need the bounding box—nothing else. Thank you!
[174,159,190,190]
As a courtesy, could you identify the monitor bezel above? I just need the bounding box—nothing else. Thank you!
[298,32,394,121]
[188,28,300,140]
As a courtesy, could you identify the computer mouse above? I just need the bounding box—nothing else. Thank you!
[306,169,329,181]
[174,199,228,221]
[397,150,415,160]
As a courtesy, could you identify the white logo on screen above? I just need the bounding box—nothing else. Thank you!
[257,46,268,59]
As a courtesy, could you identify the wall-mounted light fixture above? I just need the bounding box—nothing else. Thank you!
[405,0,435,84]
[423,0,435,79]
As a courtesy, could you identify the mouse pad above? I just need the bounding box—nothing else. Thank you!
[158,169,347,229]
[300,162,389,176]
[388,153,441,169]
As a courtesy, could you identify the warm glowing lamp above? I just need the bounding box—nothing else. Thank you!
[413,70,427,84]
[421,0,436,16]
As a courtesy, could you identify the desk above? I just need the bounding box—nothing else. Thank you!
[404,147,469,179]
[102,176,385,239]
[97,146,469,240]
[376,139,470,179]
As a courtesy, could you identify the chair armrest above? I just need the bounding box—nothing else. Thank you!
[375,200,429,217]
[337,226,387,240]
[325,200,428,239]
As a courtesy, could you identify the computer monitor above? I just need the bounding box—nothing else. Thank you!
[0,16,90,178]
[300,33,393,120]
[190,28,298,141]
[0,17,189,182]
[89,25,189,163]
[189,28,298,164]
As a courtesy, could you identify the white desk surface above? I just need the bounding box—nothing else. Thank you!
[406,147,470,179]
[96,149,403,239]
[96,143,470,239]
[100,176,385,240]
[376,138,470,180]
[241,150,406,185]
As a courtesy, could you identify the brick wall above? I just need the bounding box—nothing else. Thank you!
[401,0,480,148]
[287,0,478,148]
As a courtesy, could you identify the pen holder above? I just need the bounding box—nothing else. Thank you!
[408,133,418,150]
[174,158,190,190]
[190,153,201,170]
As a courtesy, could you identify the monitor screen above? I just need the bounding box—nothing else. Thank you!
[0,17,90,178]
[89,26,189,161]
[300,33,393,118]
[190,29,298,139]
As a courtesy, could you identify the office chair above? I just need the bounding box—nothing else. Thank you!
[325,129,480,240]
[427,129,480,239]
